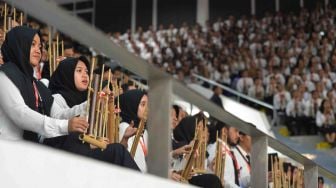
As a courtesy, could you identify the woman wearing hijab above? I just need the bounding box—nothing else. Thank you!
[172,113,223,188]
[48,56,89,120]
[118,89,148,172]
[45,57,140,170]
[0,26,87,142]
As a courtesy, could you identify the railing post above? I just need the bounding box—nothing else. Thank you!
[147,77,172,178]
[304,165,318,188]
[251,135,268,187]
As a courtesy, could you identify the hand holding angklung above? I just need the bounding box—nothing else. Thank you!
[68,117,89,133]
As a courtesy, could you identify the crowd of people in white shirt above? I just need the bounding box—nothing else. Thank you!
[109,4,336,144]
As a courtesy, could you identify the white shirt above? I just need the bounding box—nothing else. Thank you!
[236,77,254,94]
[248,85,265,100]
[233,145,251,188]
[316,111,335,127]
[273,91,291,110]
[286,100,305,117]
[207,142,240,188]
[0,72,68,141]
[304,98,322,118]
[119,122,148,172]
[50,94,87,119]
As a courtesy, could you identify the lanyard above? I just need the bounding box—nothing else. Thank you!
[223,145,240,177]
[235,147,251,173]
[139,136,147,157]
[32,81,39,110]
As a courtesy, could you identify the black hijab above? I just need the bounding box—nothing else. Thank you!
[49,56,90,108]
[0,26,53,141]
[118,89,146,127]
[0,26,53,113]
[173,112,206,143]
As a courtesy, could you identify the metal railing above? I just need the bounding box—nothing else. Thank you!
[6,0,336,187]
[192,73,274,110]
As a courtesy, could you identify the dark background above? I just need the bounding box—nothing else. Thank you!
[61,0,335,33]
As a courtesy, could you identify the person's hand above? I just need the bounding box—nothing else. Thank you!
[56,56,66,64]
[169,171,182,182]
[120,121,137,148]
[123,121,137,139]
[172,144,192,158]
[90,137,109,149]
[68,117,88,133]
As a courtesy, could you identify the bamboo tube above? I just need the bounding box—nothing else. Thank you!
[61,40,64,57]
[19,12,22,26]
[48,30,52,76]
[56,34,59,59]
[52,42,56,71]
[115,84,120,142]
[98,64,105,137]
[103,70,112,140]
[3,3,7,35]
[7,16,11,32]
[89,74,100,136]
[85,57,96,124]
[130,107,148,157]
[79,134,107,150]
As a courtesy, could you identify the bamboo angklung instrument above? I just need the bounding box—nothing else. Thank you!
[107,71,120,143]
[79,57,107,150]
[130,106,148,158]
[180,124,201,183]
[193,116,208,174]
[214,129,227,185]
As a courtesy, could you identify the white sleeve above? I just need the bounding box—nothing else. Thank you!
[224,154,240,188]
[273,95,280,110]
[316,111,324,127]
[50,94,87,119]
[236,79,243,92]
[0,72,68,138]
[247,87,254,97]
[286,102,293,116]
[119,122,129,142]
[303,101,310,117]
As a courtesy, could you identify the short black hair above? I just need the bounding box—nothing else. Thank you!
[318,176,324,184]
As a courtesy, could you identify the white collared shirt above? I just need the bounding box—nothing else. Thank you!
[50,94,87,119]
[119,122,148,172]
[0,72,68,141]
[233,145,251,188]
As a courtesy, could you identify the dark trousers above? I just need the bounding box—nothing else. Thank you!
[189,174,223,188]
[286,116,305,136]
[43,133,140,171]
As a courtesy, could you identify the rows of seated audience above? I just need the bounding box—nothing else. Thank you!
[106,4,336,145]
[0,1,332,187]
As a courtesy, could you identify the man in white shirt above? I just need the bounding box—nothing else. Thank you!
[236,70,254,95]
[208,123,241,188]
[304,90,322,134]
[286,90,305,135]
[273,84,291,126]
[233,132,251,188]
